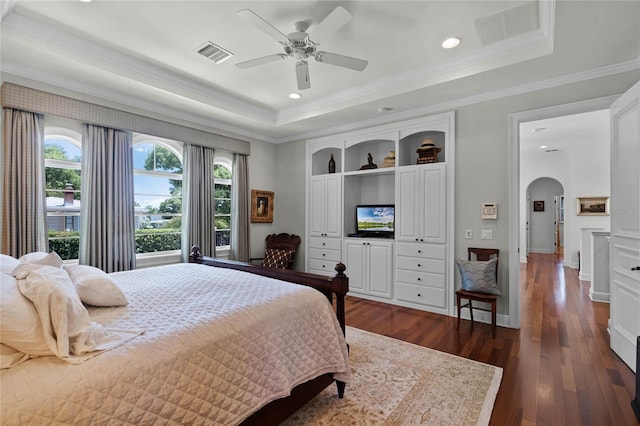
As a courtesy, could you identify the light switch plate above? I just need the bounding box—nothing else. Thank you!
[465,229,472,239]
[481,229,493,240]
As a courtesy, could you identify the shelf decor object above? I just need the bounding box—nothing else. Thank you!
[328,153,336,174]
[251,189,274,223]
[533,200,545,212]
[416,138,441,164]
[359,153,378,170]
[382,150,396,168]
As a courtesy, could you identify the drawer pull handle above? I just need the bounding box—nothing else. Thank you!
[632,266,640,271]
[417,278,421,281]
[417,250,422,253]
[417,264,421,267]
[417,293,421,297]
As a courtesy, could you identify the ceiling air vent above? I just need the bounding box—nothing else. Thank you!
[474,1,538,46]
[196,41,234,64]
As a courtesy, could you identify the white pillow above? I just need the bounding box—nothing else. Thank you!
[0,272,52,356]
[0,254,20,275]
[64,265,128,307]
[13,264,108,357]
[18,251,64,268]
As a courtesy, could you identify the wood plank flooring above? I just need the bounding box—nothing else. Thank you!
[343,253,637,425]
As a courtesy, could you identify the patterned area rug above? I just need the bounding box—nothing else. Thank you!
[282,327,502,425]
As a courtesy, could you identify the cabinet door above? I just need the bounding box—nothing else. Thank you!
[397,167,420,241]
[369,241,393,298]
[343,240,366,293]
[324,174,342,237]
[309,176,326,236]
[420,164,446,243]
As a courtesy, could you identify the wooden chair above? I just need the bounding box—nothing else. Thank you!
[249,233,301,269]
[456,247,500,337]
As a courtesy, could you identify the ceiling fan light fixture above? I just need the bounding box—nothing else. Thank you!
[441,37,462,49]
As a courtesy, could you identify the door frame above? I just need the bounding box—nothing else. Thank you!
[507,95,618,329]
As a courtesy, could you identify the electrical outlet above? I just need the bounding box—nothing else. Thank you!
[465,229,472,239]
[481,230,493,240]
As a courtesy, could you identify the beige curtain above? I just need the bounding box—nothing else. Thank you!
[230,153,249,262]
[79,124,136,272]
[1,108,47,257]
[181,144,216,260]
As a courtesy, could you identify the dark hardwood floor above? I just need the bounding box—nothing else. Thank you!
[343,253,637,425]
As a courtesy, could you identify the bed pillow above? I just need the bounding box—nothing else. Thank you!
[0,254,20,274]
[18,251,64,268]
[13,263,108,358]
[456,257,501,295]
[262,248,294,269]
[0,272,52,356]
[64,264,128,307]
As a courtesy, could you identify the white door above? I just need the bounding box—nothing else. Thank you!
[309,176,326,236]
[610,80,640,373]
[343,240,366,293]
[324,174,342,237]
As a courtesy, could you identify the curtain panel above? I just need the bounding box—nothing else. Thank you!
[1,108,48,257]
[181,144,216,261]
[230,153,249,262]
[79,124,136,272]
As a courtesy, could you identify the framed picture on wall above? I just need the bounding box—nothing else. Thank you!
[577,196,609,216]
[251,190,274,223]
[533,200,545,212]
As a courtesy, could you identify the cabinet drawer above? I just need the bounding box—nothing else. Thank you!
[308,247,341,262]
[396,282,446,308]
[308,258,342,274]
[309,237,341,250]
[396,256,445,274]
[395,242,445,259]
[396,270,445,288]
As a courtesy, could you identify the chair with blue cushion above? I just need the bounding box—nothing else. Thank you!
[455,247,500,337]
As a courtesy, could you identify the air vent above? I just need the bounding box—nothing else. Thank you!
[474,1,538,45]
[196,41,234,64]
[545,149,559,153]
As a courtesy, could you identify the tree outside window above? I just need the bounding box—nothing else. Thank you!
[214,164,232,247]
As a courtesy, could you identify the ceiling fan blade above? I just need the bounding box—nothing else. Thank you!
[314,51,368,71]
[237,9,289,44]
[236,54,287,69]
[296,61,311,90]
[309,6,352,45]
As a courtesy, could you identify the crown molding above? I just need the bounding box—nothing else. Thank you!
[274,59,640,143]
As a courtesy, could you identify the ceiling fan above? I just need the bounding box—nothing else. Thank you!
[235,6,368,90]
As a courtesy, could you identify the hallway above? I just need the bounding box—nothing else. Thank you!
[344,253,637,425]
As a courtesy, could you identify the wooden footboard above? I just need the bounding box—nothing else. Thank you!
[189,246,349,425]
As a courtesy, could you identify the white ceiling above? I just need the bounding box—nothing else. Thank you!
[1,0,639,143]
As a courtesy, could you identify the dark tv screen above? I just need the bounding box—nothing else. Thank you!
[356,205,395,236]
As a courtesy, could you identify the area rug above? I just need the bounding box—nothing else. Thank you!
[282,327,502,425]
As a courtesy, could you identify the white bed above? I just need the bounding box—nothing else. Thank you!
[0,262,351,425]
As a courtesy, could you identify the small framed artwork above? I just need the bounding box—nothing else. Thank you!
[577,196,609,216]
[533,200,545,212]
[251,190,274,223]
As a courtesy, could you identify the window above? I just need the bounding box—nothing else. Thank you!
[133,138,183,254]
[214,162,232,248]
[44,133,82,260]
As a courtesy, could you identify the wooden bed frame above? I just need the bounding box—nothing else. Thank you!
[189,246,349,425]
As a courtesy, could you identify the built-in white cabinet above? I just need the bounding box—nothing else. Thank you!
[308,236,342,276]
[309,174,342,237]
[343,239,393,299]
[305,112,454,315]
[396,163,446,243]
[395,242,446,308]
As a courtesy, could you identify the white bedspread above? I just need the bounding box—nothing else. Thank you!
[0,263,351,425]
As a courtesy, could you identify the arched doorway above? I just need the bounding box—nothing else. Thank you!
[526,177,564,255]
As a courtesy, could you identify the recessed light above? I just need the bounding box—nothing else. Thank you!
[441,37,461,49]
[289,93,301,100]
[532,127,547,133]
[539,145,548,149]
[378,107,394,113]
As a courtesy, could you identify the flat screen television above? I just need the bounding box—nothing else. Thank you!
[355,204,395,238]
